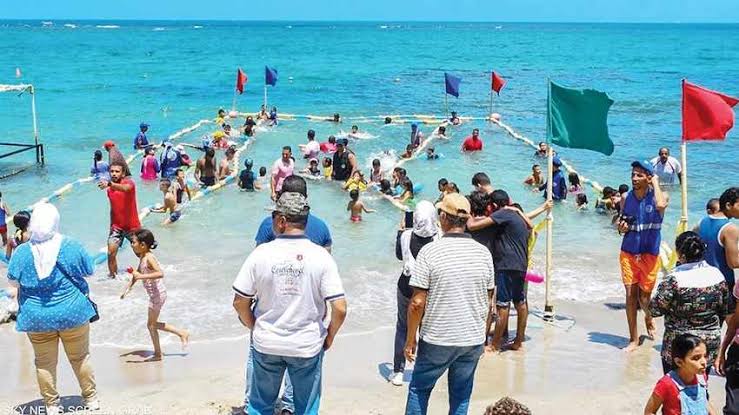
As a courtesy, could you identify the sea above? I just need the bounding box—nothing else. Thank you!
[0,20,737,347]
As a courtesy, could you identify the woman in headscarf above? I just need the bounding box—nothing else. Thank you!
[7,203,99,415]
[650,231,729,374]
[389,200,439,386]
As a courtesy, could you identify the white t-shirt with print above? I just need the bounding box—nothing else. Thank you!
[232,235,344,358]
[650,156,682,186]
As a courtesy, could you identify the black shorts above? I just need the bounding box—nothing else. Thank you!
[200,176,216,187]
[495,270,527,307]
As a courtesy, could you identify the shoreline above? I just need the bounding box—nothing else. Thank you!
[0,298,728,414]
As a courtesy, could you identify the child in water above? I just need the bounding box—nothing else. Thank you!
[257,166,268,188]
[347,189,375,222]
[576,193,588,211]
[90,149,111,182]
[5,210,30,260]
[379,179,395,196]
[644,334,713,415]
[301,158,321,178]
[152,178,181,224]
[344,170,368,192]
[140,147,160,180]
[126,229,189,360]
[238,159,261,191]
[395,179,415,205]
[426,147,439,160]
[322,157,333,179]
[0,193,11,246]
[568,172,584,195]
[370,159,384,184]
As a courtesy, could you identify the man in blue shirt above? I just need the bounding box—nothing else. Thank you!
[254,175,332,251]
[133,123,149,150]
[539,157,567,201]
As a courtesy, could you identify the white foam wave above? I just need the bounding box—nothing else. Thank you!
[153,27,166,31]
[96,25,120,29]
[64,23,77,29]
[192,25,203,29]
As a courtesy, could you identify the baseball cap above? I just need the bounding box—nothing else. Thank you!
[274,192,310,217]
[631,160,654,176]
[140,122,149,129]
[435,192,471,219]
[103,140,115,149]
[244,158,253,167]
[552,156,562,167]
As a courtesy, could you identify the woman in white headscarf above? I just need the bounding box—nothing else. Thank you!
[389,200,439,386]
[6,203,98,415]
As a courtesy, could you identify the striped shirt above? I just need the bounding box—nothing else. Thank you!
[410,233,495,347]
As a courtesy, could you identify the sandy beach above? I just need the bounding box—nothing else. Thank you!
[0,299,727,414]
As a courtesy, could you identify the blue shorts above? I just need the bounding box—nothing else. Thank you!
[495,270,526,307]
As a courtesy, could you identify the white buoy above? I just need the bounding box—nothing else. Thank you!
[228,110,238,118]
[288,76,294,83]
[394,78,400,83]
[489,113,501,121]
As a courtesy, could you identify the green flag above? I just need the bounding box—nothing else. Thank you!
[547,81,614,156]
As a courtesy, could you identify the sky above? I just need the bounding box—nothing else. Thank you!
[5,0,739,23]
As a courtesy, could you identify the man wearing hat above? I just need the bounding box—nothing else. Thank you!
[618,160,667,353]
[103,140,131,177]
[233,192,347,415]
[538,156,567,201]
[133,123,149,150]
[404,193,495,415]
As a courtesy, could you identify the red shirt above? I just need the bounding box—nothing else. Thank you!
[462,136,483,151]
[107,178,141,231]
[652,372,707,415]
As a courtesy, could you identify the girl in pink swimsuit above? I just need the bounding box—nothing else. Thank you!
[131,229,188,360]
[140,147,160,180]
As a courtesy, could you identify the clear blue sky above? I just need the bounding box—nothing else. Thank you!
[6,0,739,23]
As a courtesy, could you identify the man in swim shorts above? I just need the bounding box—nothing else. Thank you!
[98,163,141,278]
[618,160,667,352]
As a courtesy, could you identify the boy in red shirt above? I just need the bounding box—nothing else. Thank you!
[461,128,483,152]
[98,163,141,278]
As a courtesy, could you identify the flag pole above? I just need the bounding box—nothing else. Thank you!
[544,79,555,323]
[263,85,268,109]
[679,140,689,229]
[231,89,237,112]
[444,93,449,118]
[489,89,494,118]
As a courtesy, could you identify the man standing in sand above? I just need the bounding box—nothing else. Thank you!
[271,146,295,201]
[233,192,347,415]
[404,193,495,415]
[98,162,141,279]
[618,161,667,352]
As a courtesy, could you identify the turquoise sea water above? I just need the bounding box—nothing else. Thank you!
[1,21,738,346]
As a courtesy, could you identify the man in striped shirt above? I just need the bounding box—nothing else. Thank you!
[404,193,495,415]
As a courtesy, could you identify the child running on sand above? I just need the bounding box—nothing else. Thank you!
[0,192,11,246]
[5,211,30,260]
[347,189,375,222]
[124,229,189,360]
[644,334,714,415]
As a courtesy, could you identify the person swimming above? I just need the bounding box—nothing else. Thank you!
[426,147,439,160]
[384,117,393,125]
[449,111,461,125]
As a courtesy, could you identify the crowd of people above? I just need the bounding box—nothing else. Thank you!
[2,106,738,415]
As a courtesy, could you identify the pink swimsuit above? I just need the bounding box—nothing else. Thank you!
[139,256,167,311]
[140,155,159,180]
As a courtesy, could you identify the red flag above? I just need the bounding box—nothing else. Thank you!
[491,71,506,95]
[236,68,248,94]
[682,80,738,141]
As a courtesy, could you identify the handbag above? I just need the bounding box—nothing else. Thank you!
[57,261,99,323]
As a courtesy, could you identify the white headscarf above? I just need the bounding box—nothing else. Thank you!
[29,203,63,279]
[412,200,438,238]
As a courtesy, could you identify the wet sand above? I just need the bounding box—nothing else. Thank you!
[0,299,726,414]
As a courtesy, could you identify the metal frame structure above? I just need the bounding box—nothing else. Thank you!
[0,84,45,178]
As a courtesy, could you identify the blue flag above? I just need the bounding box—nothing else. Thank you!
[265,66,278,86]
[444,73,461,98]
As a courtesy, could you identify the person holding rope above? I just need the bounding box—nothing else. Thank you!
[618,161,667,352]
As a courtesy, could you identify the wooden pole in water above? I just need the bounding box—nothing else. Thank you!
[444,93,449,118]
[489,90,494,119]
[680,141,689,229]
[544,79,555,322]
[263,85,268,109]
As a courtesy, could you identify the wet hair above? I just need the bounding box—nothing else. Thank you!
[511,203,523,212]
[159,178,172,189]
[706,198,720,214]
[224,124,232,130]
[94,149,103,171]
[438,126,446,134]
[397,168,407,178]
[485,397,532,415]
[405,144,414,152]
[218,109,225,116]
[448,182,460,193]
[333,113,340,122]
[204,148,216,169]
[720,187,739,213]
[259,166,267,176]
[379,179,392,193]
[532,164,540,170]
[427,147,435,152]
[134,228,158,250]
[576,193,588,206]
[402,179,414,197]
[438,178,448,189]
[568,173,581,187]
[323,157,332,167]
[307,129,315,140]
[282,146,292,153]
[675,231,706,263]
[384,117,392,124]
[472,172,491,187]
[350,189,359,201]
[226,146,236,156]
[175,168,185,176]
[671,333,705,363]
[490,189,510,208]
[351,125,358,131]
[328,135,336,144]
[468,191,490,216]
[280,175,308,198]
[13,211,31,231]
[372,158,380,167]
[618,184,629,194]
[602,186,616,198]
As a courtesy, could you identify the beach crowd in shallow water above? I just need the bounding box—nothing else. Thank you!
[2,107,739,415]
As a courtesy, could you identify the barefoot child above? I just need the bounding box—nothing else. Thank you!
[127,229,189,360]
[644,334,714,415]
[152,178,181,224]
[347,189,375,222]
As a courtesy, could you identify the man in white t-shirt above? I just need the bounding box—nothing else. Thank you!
[299,129,321,160]
[233,192,347,415]
[404,193,495,415]
[650,147,682,186]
